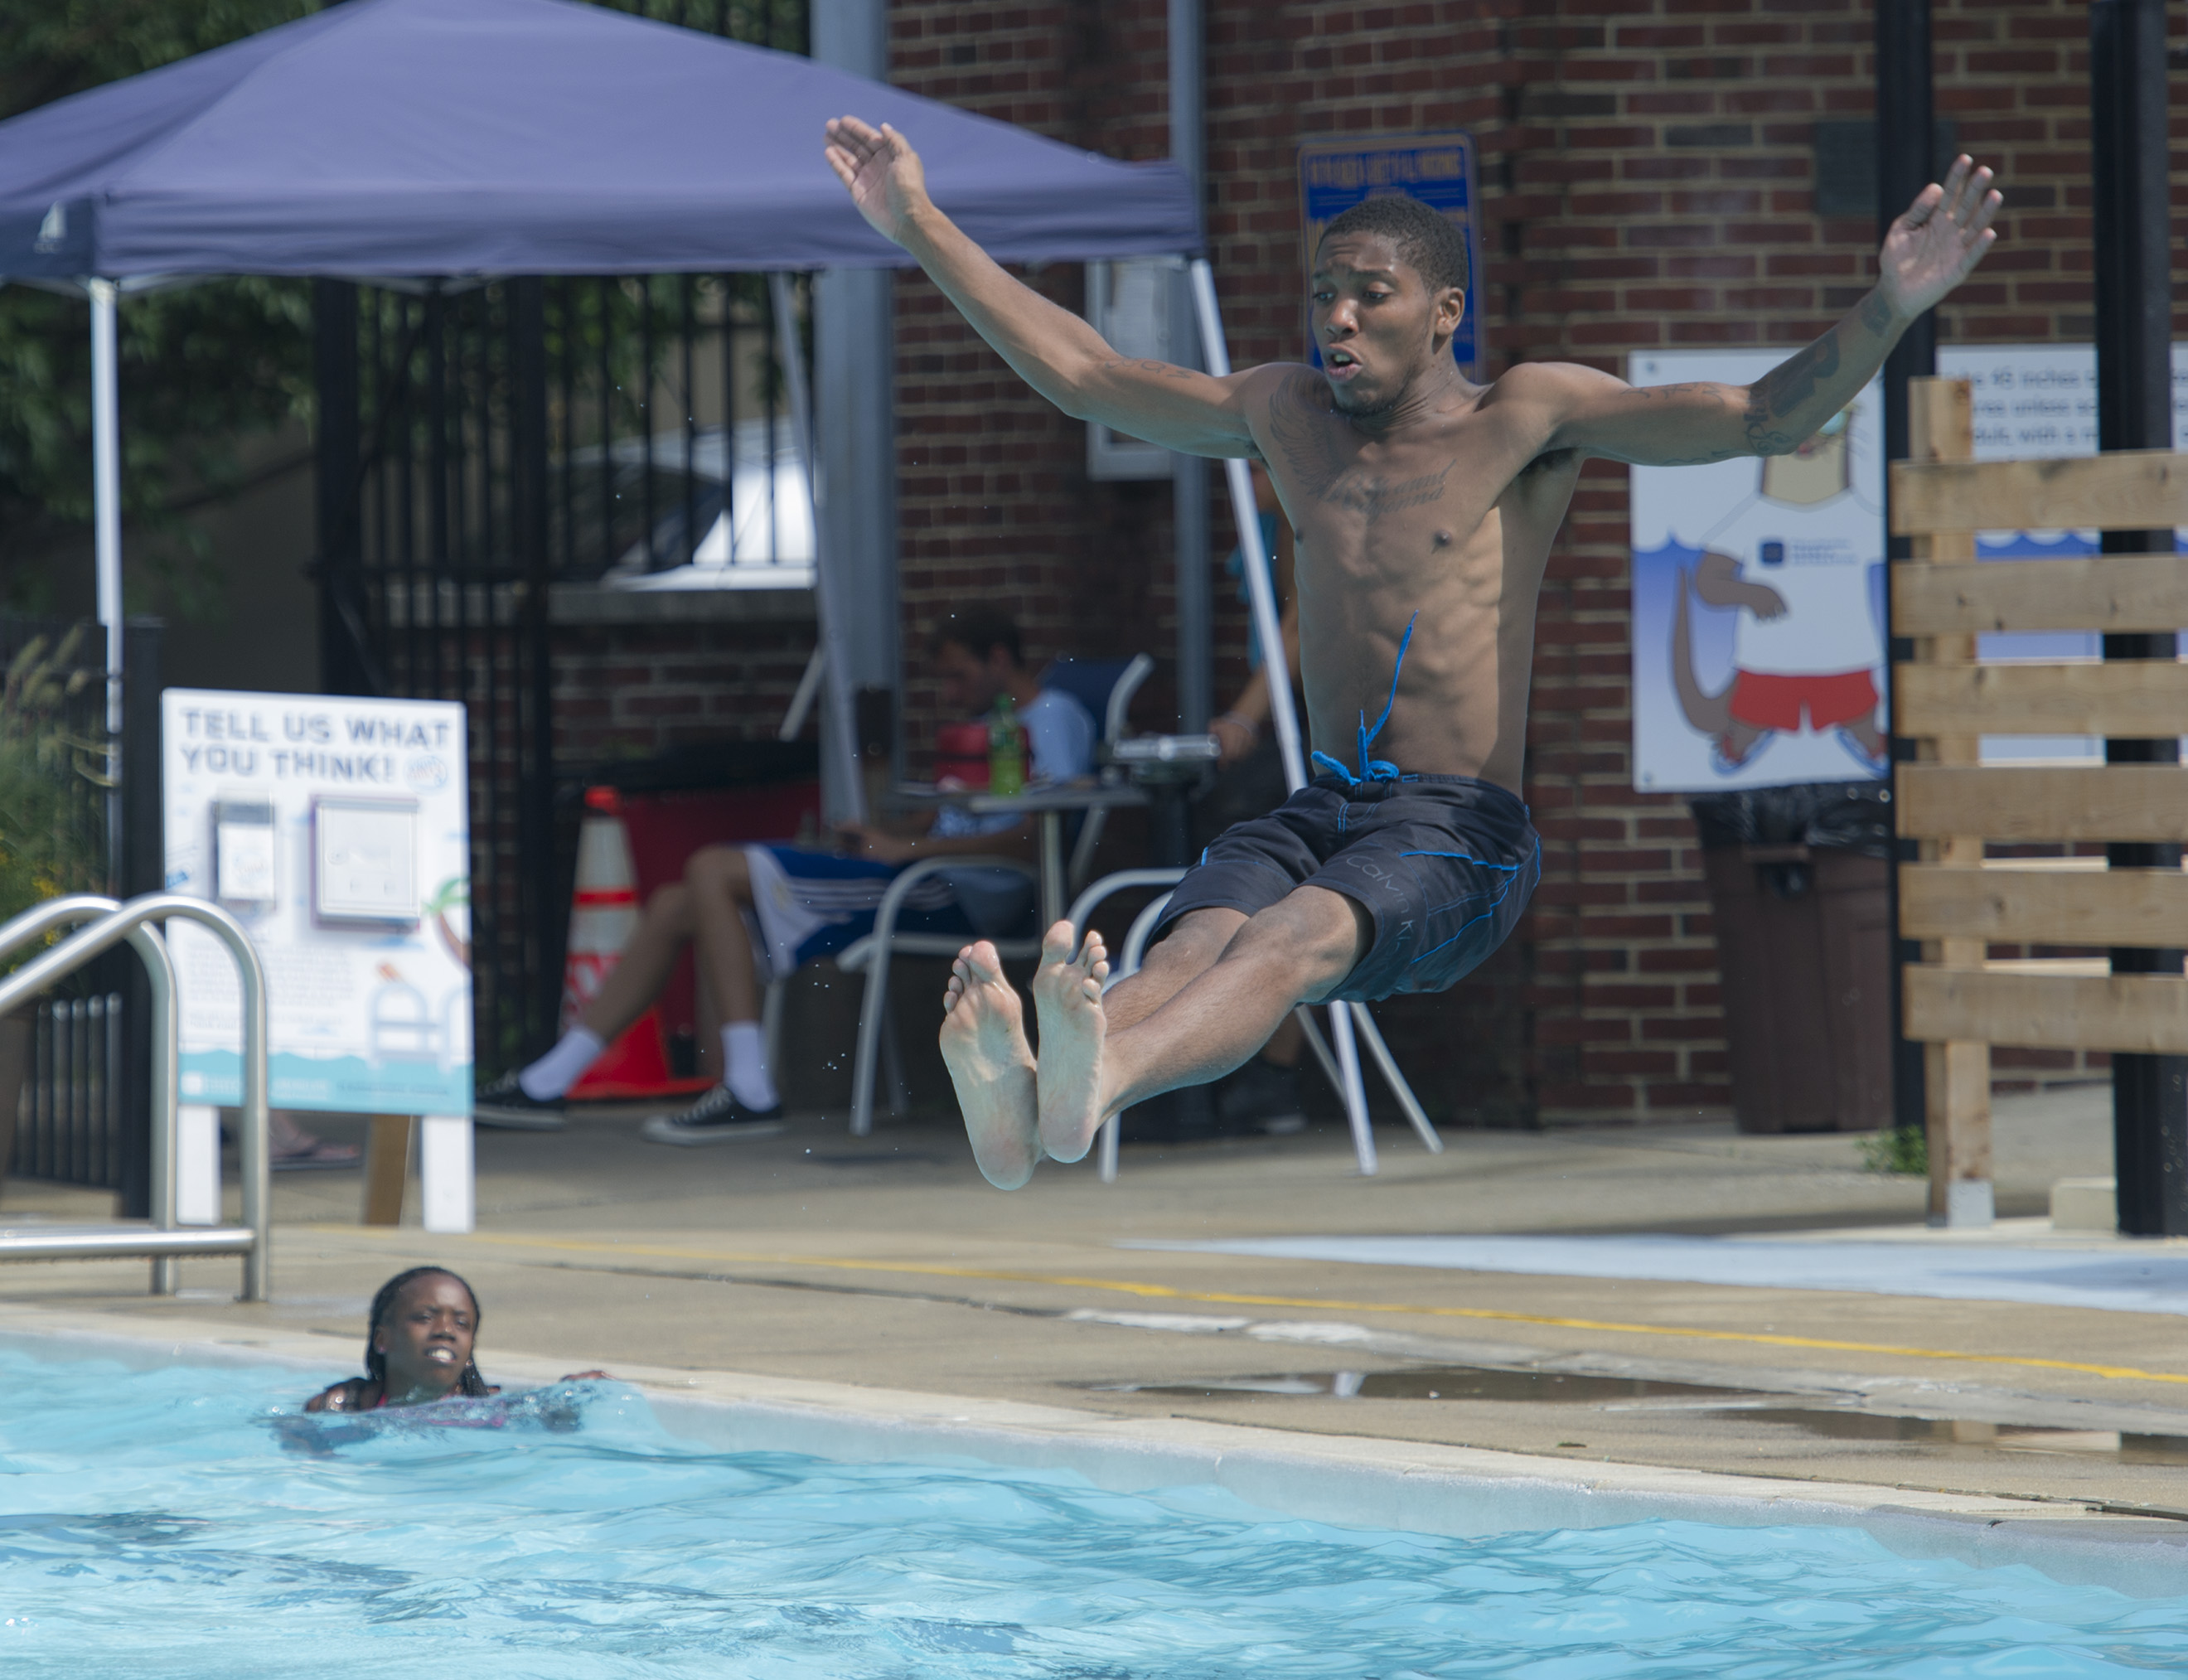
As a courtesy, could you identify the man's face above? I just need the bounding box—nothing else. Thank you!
[375,1274,477,1397]
[935,640,1011,714]
[1310,232,1464,415]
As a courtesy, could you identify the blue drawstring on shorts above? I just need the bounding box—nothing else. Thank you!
[1313,612,1417,787]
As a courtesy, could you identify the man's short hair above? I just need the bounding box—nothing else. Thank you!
[932,610,1022,666]
[1317,196,1469,297]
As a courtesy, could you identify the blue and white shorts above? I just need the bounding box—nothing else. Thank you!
[742,845,975,981]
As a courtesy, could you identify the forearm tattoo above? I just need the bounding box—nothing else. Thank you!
[1742,328,1841,456]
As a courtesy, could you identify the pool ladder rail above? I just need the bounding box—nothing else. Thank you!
[0,893,270,1301]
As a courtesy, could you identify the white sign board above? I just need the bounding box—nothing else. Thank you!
[162,690,471,1116]
[1629,343,2188,792]
[1629,350,1887,793]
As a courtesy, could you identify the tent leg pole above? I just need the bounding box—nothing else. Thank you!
[1351,1001,1442,1153]
[1328,1000,1377,1176]
[90,278,125,870]
[769,272,867,823]
[1188,261,1305,792]
[779,645,825,742]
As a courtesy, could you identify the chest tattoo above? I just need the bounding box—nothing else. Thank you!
[1265,372,1453,525]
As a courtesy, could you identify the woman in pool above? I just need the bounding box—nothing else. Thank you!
[306,1266,601,1412]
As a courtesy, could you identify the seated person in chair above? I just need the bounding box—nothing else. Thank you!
[474,609,1096,1145]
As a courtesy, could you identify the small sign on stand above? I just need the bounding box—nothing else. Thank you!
[161,690,473,1232]
[1297,131,1481,377]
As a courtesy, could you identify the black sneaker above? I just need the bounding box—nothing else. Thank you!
[640,1083,787,1147]
[1216,1057,1306,1135]
[472,1069,568,1131]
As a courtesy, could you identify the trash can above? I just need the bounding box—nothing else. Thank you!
[1690,782,1893,1135]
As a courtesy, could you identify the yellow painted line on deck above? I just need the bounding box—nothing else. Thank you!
[332,1227,2188,1388]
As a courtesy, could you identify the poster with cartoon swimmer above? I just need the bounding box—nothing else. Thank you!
[1629,349,1888,792]
[161,689,472,1116]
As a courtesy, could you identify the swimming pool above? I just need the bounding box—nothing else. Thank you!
[2,1343,2183,1677]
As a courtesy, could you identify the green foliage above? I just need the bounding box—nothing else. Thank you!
[0,0,808,612]
[0,627,108,945]
[0,0,322,612]
[1860,1123,1929,1177]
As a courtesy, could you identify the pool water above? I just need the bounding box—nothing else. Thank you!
[1,1346,2183,1678]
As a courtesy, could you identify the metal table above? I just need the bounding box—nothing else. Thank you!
[891,781,1149,930]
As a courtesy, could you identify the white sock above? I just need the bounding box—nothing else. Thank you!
[518,1027,603,1100]
[721,1021,778,1111]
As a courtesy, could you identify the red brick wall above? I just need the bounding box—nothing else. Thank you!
[890,3,1183,772]
[549,618,818,765]
[882,0,2152,1126]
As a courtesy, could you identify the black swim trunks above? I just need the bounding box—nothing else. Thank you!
[1156,772,1541,1003]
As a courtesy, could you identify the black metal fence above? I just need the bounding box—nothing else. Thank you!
[12,994,125,1186]
[0,614,162,1200]
[313,1,812,1077]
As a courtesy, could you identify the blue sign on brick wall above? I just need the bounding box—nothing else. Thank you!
[1297,132,1481,376]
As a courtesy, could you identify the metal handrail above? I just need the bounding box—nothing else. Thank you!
[0,894,178,1284]
[0,893,269,1300]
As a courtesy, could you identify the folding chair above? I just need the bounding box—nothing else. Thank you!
[836,855,1041,1137]
[834,655,1153,1137]
[1038,653,1155,888]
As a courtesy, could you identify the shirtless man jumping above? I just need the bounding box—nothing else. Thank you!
[825,116,1998,1190]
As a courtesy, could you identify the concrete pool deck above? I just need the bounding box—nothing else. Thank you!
[5,1082,2187,1553]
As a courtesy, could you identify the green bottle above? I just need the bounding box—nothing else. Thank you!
[987,693,1025,796]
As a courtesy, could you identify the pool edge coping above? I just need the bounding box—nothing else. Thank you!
[5,1300,2183,1598]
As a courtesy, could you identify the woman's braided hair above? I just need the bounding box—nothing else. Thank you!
[365,1266,491,1398]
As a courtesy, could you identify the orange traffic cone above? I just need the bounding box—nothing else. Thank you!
[562,787,711,1101]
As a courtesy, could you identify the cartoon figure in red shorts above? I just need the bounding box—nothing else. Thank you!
[1672,401,1888,777]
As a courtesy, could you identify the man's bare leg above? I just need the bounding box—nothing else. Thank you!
[940,942,1041,1189]
[683,845,764,1027]
[576,883,695,1042]
[1033,888,1368,1163]
[493,878,703,1116]
[1099,908,1244,1032]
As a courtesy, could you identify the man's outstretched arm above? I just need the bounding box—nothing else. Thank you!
[1532,156,2002,466]
[825,116,1266,458]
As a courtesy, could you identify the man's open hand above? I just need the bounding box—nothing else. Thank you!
[825,116,928,246]
[1876,155,2001,322]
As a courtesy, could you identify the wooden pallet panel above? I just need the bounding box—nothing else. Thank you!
[1891,448,2188,536]
[1899,863,2188,947]
[1905,965,2188,1054]
[1893,551,2188,636]
[1896,764,2188,842]
[1901,378,1990,1227]
[1895,660,2188,738]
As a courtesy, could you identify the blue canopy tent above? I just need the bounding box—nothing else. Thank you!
[0,0,1419,1168]
[0,0,1204,827]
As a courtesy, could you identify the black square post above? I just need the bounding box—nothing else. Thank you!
[511,276,559,1056]
[114,618,162,1218]
[313,278,373,698]
[2090,0,2186,1236]
[1875,0,1934,1136]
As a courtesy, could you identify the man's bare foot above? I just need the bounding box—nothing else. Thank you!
[939,942,1041,1189]
[1032,920,1110,1164]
